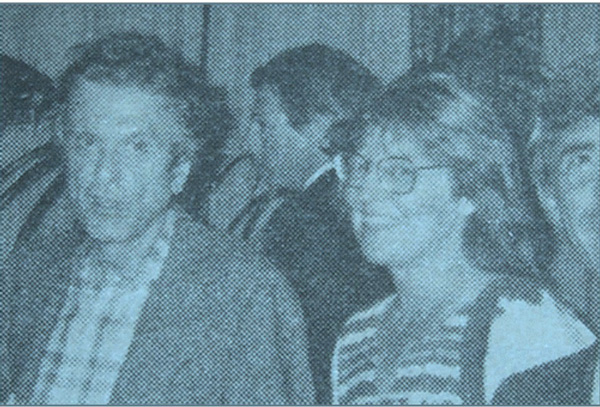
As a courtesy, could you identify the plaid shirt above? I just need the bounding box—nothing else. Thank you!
[30,210,177,405]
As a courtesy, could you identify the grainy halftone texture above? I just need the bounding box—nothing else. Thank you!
[1,4,599,405]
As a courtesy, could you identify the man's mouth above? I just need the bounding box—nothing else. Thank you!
[89,199,124,217]
[357,212,403,227]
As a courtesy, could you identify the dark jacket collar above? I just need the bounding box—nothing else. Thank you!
[551,242,600,336]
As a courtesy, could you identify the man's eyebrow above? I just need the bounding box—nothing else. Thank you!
[386,154,414,163]
[124,131,162,143]
[561,142,596,157]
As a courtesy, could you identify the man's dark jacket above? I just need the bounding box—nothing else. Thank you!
[1,216,315,405]
[262,170,395,404]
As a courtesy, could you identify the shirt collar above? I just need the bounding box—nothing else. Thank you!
[78,208,178,291]
[303,156,342,190]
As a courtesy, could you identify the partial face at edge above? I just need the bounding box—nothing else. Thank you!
[64,81,191,242]
[552,116,600,269]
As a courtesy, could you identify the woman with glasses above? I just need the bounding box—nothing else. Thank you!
[330,71,597,405]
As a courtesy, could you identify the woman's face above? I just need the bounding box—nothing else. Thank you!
[344,126,467,269]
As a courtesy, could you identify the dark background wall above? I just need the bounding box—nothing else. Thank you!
[543,4,599,70]
[2,4,597,84]
[1,4,598,261]
[0,4,412,115]
[1,3,598,160]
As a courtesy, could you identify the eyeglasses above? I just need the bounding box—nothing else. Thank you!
[559,143,600,187]
[343,154,450,195]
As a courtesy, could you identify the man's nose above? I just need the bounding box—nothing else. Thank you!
[247,121,263,157]
[94,147,123,187]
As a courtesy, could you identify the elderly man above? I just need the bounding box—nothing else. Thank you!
[1,32,314,405]
[530,54,599,404]
[232,43,394,404]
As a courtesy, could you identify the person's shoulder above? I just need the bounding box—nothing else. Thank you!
[264,170,351,264]
[5,219,81,287]
[297,169,340,212]
[477,275,596,352]
[206,153,258,231]
[145,217,300,336]
[467,274,551,321]
[304,169,338,196]
[170,216,292,295]
[489,282,595,344]
[482,275,598,403]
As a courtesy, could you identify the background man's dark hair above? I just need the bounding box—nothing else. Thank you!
[539,52,599,134]
[530,52,599,190]
[250,43,382,129]
[55,31,235,220]
[1,55,54,129]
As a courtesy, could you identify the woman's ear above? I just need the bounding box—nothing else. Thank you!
[171,159,191,195]
[535,184,561,227]
[458,196,476,217]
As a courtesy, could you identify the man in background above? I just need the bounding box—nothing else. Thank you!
[530,53,599,404]
[239,43,395,403]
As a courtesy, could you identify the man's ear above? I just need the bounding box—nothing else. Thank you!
[535,183,561,226]
[298,114,335,150]
[170,159,191,195]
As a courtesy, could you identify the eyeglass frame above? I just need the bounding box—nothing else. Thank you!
[341,153,453,196]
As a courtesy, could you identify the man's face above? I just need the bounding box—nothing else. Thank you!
[64,81,190,242]
[551,116,600,269]
[250,87,327,190]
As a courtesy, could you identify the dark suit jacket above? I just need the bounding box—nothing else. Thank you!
[261,170,394,404]
[492,344,599,405]
[2,216,315,405]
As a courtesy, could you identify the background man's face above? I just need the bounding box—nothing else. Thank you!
[64,81,189,242]
[553,116,600,269]
[250,87,327,190]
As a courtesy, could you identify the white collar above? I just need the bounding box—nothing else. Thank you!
[484,290,597,403]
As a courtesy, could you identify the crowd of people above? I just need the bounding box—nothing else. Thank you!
[1,31,598,405]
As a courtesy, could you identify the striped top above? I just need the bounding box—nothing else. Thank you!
[332,295,469,405]
[332,277,598,405]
